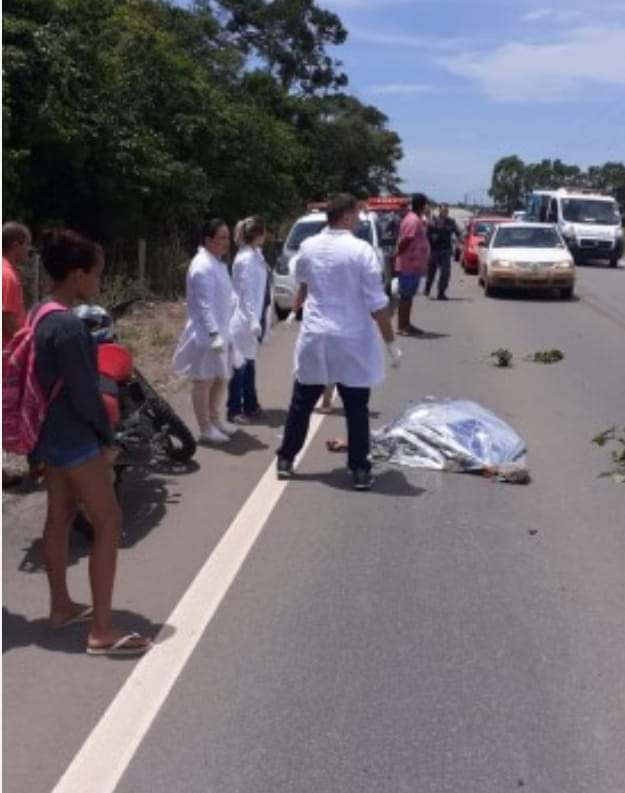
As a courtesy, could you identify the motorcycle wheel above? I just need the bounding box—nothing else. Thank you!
[147,397,197,463]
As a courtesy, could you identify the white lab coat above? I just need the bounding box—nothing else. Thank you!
[171,247,238,380]
[293,228,389,388]
[229,246,268,361]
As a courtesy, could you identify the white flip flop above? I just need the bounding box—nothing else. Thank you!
[86,632,151,657]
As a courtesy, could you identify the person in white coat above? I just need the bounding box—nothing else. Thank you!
[276,193,401,491]
[171,219,238,444]
[228,216,268,423]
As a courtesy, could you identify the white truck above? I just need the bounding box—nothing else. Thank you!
[526,188,623,267]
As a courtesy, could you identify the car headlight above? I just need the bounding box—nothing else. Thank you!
[561,224,577,240]
[554,259,574,269]
[491,259,513,268]
[615,227,623,239]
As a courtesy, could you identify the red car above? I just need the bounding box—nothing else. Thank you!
[457,216,512,273]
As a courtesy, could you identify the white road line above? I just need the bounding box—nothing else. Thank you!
[51,412,325,793]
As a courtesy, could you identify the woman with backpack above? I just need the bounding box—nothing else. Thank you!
[30,229,151,656]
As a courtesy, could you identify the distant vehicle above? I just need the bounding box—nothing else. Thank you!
[478,222,575,298]
[526,189,622,267]
[512,210,528,221]
[456,216,512,273]
[273,208,385,319]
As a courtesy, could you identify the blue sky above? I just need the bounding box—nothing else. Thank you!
[322,0,625,200]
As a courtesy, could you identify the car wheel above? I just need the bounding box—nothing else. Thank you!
[274,302,290,321]
[484,278,497,297]
[560,286,574,300]
[609,256,619,268]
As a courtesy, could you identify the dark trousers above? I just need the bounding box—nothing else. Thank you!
[425,249,452,296]
[278,381,371,472]
[227,359,260,418]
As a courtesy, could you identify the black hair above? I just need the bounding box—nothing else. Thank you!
[2,221,30,251]
[200,218,228,243]
[41,229,102,282]
[411,193,428,213]
[240,216,266,245]
[327,193,358,226]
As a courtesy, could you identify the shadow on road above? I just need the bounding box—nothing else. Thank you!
[2,606,172,656]
[245,408,288,429]
[492,290,581,303]
[17,470,183,574]
[292,467,427,496]
[399,331,451,340]
[214,432,270,456]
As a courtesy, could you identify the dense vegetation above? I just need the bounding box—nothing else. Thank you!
[489,156,625,214]
[3,0,403,276]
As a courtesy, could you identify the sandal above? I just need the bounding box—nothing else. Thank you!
[51,606,94,630]
[86,632,152,657]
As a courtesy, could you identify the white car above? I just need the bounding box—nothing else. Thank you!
[273,209,385,319]
[478,223,575,298]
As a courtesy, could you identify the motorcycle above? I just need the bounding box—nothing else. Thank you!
[72,297,196,537]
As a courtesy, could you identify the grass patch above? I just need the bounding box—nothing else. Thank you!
[532,349,564,364]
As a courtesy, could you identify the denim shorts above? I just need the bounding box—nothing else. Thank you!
[398,273,421,299]
[42,443,102,470]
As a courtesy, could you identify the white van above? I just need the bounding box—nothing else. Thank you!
[526,189,623,267]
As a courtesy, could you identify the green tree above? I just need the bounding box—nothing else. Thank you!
[489,155,526,212]
[216,0,348,93]
[2,0,404,285]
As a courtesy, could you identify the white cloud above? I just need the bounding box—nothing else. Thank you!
[326,0,424,7]
[520,7,583,24]
[368,82,435,95]
[441,25,625,102]
[350,27,466,51]
[521,8,554,23]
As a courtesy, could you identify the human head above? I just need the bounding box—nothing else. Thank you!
[439,202,450,219]
[411,193,428,216]
[327,193,359,231]
[239,216,266,248]
[41,229,104,303]
[201,219,230,258]
[2,222,32,265]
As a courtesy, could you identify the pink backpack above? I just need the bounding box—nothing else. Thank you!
[2,301,67,455]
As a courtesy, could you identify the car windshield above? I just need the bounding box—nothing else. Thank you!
[286,218,373,250]
[493,226,564,248]
[561,198,620,225]
[473,222,496,236]
[286,220,326,250]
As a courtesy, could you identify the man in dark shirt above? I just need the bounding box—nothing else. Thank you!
[425,203,460,300]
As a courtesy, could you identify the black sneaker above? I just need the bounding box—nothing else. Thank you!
[277,457,294,479]
[352,469,374,491]
[437,294,449,301]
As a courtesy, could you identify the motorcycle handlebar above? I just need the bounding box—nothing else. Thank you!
[110,296,142,320]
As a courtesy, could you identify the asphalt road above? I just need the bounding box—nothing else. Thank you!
[3,258,625,793]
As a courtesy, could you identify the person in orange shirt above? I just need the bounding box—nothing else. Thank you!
[2,221,31,345]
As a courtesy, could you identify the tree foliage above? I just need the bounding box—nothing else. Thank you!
[2,0,402,255]
[490,155,625,212]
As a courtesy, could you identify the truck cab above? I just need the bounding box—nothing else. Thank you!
[527,189,623,267]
